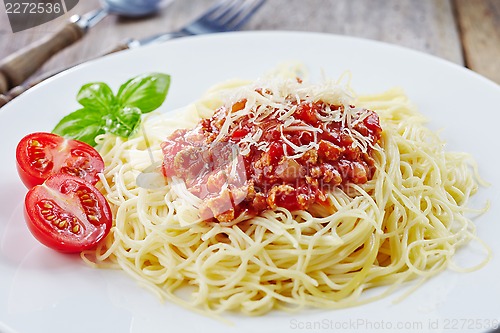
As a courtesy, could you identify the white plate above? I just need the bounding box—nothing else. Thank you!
[1,32,499,333]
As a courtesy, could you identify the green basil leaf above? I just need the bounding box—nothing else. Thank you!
[116,73,170,113]
[52,108,105,146]
[103,106,142,138]
[52,72,171,146]
[77,82,116,112]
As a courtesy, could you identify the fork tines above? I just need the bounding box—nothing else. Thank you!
[205,0,266,30]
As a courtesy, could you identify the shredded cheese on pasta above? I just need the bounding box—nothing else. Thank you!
[82,66,490,317]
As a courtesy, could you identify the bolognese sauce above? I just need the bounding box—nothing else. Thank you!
[161,85,382,222]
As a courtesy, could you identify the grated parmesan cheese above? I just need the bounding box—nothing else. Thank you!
[211,77,376,158]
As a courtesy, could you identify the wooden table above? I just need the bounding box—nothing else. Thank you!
[0,0,499,91]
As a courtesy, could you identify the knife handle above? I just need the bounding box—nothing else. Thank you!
[0,39,136,108]
[0,21,85,94]
[0,77,43,108]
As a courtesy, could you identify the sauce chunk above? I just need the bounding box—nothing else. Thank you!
[162,87,382,222]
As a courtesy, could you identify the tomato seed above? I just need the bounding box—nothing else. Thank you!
[72,225,80,233]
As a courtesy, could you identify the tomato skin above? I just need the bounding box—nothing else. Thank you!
[24,174,112,253]
[16,132,104,188]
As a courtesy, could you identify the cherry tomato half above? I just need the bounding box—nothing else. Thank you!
[24,174,112,253]
[16,132,104,188]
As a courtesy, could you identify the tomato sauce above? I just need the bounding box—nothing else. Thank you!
[161,96,382,222]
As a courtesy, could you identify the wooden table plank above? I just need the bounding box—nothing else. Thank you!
[245,0,463,65]
[0,0,467,86]
[454,0,500,84]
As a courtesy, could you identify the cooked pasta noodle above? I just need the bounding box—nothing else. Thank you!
[82,67,489,316]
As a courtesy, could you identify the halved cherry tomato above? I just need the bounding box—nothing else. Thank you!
[24,174,112,253]
[16,132,104,188]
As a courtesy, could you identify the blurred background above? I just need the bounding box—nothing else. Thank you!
[0,0,499,85]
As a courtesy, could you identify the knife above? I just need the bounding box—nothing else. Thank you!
[0,9,109,96]
[0,27,194,108]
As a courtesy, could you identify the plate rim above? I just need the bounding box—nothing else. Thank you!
[1,30,499,333]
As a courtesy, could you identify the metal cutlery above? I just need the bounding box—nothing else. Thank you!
[0,0,266,107]
[0,0,172,95]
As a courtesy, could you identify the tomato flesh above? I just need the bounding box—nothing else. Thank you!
[24,174,112,253]
[16,132,104,188]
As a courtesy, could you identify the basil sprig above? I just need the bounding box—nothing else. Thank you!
[53,73,171,146]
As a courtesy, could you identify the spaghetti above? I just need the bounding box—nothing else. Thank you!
[83,67,489,316]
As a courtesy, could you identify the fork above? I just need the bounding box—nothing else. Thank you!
[0,0,266,107]
[113,0,266,49]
